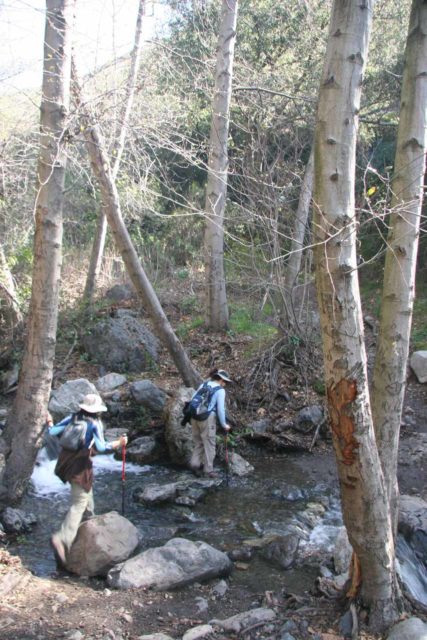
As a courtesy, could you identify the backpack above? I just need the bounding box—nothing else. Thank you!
[58,414,88,451]
[181,382,221,426]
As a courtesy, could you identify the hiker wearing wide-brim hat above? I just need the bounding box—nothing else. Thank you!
[189,368,232,478]
[47,393,127,566]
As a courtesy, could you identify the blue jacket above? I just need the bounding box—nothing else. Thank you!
[49,414,113,452]
[194,380,227,429]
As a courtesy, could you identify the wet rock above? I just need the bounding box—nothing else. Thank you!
[66,511,139,577]
[386,617,427,640]
[409,351,427,383]
[298,502,325,529]
[49,378,98,417]
[229,451,254,476]
[82,313,159,373]
[398,494,427,562]
[164,387,197,465]
[272,485,306,501]
[260,534,300,569]
[126,436,164,465]
[107,537,232,590]
[133,477,221,506]
[96,373,127,394]
[130,380,168,415]
[183,624,213,640]
[0,507,36,533]
[211,607,276,633]
[333,526,352,574]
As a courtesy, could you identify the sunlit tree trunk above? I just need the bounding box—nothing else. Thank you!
[313,0,399,631]
[0,243,22,330]
[82,0,146,306]
[372,0,427,529]
[74,66,201,389]
[1,0,75,504]
[204,0,238,330]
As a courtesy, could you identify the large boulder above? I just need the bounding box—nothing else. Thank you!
[82,312,159,373]
[107,537,232,590]
[229,452,254,477]
[386,617,427,640]
[398,495,427,564]
[130,380,168,415]
[164,387,195,465]
[0,507,37,534]
[126,436,165,465]
[410,351,427,383]
[49,378,98,417]
[95,373,127,395]
[66,511,139,577]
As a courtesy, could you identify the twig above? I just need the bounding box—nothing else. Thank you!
[309,418,327,452]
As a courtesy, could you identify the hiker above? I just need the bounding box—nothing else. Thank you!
[47,393,127,565]
[189,368,232,478]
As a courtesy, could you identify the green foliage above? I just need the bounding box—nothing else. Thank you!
[228,304,275,339]
[176,315,204,338]
[412,291,427,351]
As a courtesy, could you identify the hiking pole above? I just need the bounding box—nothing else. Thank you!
[224,433,230,486]
[121,438,126,516]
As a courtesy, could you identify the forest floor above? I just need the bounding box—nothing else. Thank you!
[1,275,426,640]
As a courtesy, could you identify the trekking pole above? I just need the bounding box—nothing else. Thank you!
[121,438,126,516]
[225,436,229,486]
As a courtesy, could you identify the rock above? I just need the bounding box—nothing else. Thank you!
[386,617,427,640]
[339,609,353,638]
[0,507,37,533]
[0,363,19,391]
[333,526,353,574]
[66,511,139,577]
[261,534,300,569]
[126,436,164,465]
[211,579,228,597]
[164,387,196,465]
[136,635,174,640]
[296,405,324,430]
[195,596,209,613]
[107,537,232,590]
[96,373,127,394]
[130,380,168,415]
[280,634,296,640]
[410,351,427,383]
[229,452,254,477]
[228,547,254,562]
[398,494,427,562]
[49,378,98,416]
[0,452,5,486]
[133,477,221,506]
[182,624,214,640]
[82,313,159,373]
[247,418,271,434]
[211,607,276,633]
[105,283,135,302]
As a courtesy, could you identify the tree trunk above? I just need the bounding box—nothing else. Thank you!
[371,0,427,528]
[0,243,22,330]
[82,0,146,306]
[1,0,75,505]
[313,0,399,631]
[280,147,314,331]
[74,67,201,389]
[204,0,238,331]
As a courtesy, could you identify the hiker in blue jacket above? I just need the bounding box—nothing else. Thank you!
[189,369,232,478]
[47,393,126,565]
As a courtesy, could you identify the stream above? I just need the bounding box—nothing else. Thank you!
[9,447,427,606]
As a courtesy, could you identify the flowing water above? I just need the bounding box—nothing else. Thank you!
[9,448,427,605]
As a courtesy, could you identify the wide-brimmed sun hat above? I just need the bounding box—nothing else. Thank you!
[216,369,232,383]
[78,393,107,413]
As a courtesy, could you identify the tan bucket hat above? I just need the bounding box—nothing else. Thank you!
[78,393,107,413]
[216,369,232,383]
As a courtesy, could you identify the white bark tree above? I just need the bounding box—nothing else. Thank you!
[313,0,400,630]
[1,0,75,504]
[204,0,238,330]
[82,0,146,306]
[372,0,427,528]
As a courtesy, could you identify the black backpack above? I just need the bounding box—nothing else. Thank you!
[58,414,88,451]
[181,382,221,426]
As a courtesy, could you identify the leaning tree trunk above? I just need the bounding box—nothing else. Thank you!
[371,0,427,530]
[73,66,201,389]
[280,147,314,331]
[204,0,238,331]
[313,0,399,631]
[82,0,146,306]
[1,0,75,505]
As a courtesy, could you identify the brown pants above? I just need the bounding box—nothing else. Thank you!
[190,413,217,473]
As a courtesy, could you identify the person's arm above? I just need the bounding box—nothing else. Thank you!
[91,422,127,453]
[214,388,230,430]
[48,415,72,437]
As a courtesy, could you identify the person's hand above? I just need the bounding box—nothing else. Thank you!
[119,435,128,448]
[45,412,53,427]
[224,424,231,432]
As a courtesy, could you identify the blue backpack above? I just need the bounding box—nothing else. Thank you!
[181,382,221,426]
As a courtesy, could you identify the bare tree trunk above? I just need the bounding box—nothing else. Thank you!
[204,0,238,331]
[372,0,427,528]
[280,147,314,331]
[313,0,399,631]
[1,0,75,505]
[82,0,146,306]
[74,67,201,389]
[0,243,22,329]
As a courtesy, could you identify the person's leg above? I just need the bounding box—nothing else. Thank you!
[190,420,204,472]
[52,482,91,555]
[200,414,217,474]
[82,488,95,521]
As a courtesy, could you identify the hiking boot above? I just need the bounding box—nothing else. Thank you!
[50,534,67,566]
[205,471,220,478]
